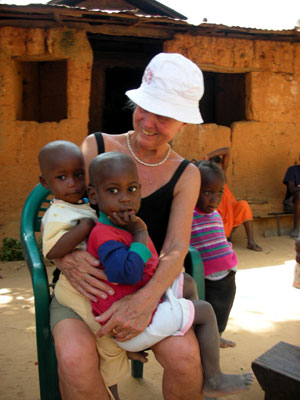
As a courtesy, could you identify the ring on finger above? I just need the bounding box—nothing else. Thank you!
[112,328,118,335]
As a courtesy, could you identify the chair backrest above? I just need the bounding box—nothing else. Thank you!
[20,183,50,278]
[20,183,61,400]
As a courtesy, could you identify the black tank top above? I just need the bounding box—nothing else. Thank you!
[95,132,190,253]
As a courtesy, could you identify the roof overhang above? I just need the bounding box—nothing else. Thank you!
[0,4,299,42]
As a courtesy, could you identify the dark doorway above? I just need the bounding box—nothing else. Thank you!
[102,67,144,134]
[87,34,163,134]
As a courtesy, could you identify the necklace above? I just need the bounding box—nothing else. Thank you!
[126,132,171,167]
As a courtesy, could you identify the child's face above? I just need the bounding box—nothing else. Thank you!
[88,164,141,218]
[40,153,86,203]
[197,172,224,213]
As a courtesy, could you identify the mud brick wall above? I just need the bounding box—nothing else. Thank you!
[1,25,300,239]
[166,34,300,215]
[0,27,92,238]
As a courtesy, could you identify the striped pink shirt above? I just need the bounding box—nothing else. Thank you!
[190,207,237,276]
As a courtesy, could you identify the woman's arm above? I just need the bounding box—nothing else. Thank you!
[54,250,115,301]
[144,163,201,293]
[81,134,99,183]
[96,163,201,340]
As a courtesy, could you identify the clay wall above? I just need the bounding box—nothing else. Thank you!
[1,24,300,240]
[0,27,93,238]
[167,34,300,216]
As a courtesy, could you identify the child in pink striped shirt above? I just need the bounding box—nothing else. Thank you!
[191,160,238,349]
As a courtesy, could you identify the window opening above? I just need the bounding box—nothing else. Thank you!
[200,71,246,127]
[15,60,67,123]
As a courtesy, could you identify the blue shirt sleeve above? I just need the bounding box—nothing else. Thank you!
[97,240,151,285]
[283,166,293,185]
[283,166,300,186]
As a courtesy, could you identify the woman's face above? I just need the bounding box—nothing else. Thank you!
[133,107,186,148]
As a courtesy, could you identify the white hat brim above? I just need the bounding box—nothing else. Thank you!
[126,88,203,124]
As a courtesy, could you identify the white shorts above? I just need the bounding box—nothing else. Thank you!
[115,273,195,352]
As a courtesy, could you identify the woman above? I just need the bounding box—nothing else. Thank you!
[51,53,204,400]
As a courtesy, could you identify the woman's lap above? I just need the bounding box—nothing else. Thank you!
[50,296,203,393]
[50,294,83,330]
[50,294,130,387]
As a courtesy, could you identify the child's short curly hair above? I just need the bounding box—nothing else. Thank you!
[196,160,225,185]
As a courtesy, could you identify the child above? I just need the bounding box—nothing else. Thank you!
[283,161,300,238]
[39,140,97,261]
[190,160,238,349]
[206,147,262,251]
[86,152,253,398]
[39,141,132,392]
[40,147,253,397]
[86,152,194,353]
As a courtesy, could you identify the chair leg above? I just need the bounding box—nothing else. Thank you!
[131,360,143,378]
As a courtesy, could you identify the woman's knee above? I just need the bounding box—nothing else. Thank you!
[153,329,201,374]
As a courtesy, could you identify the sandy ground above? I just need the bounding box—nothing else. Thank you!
[1,232,300,400]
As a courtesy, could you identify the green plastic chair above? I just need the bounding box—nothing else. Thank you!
[20,183,205,392]
[20,183,60,400]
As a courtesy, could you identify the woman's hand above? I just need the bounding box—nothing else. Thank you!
[54,250,115,302]
[95,290,158,341]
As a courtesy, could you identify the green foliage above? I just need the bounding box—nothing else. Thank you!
[0,238,24,261]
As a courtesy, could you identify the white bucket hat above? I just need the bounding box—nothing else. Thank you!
[126,53,204,124]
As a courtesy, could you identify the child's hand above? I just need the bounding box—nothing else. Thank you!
[109,211,147,235]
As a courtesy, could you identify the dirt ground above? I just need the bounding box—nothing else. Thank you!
[1,231,300,400]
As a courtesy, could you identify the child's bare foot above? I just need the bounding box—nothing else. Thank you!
[127,351,149,363]
[203,371,254,397]
[220,337,236,348]
[247,240,262,251]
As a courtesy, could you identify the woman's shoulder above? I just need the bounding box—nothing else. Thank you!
[81,133,98,157]
[172,159,200,198]
[177,159,200,181]
[81,131,128,158]
[101,132,128,152]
